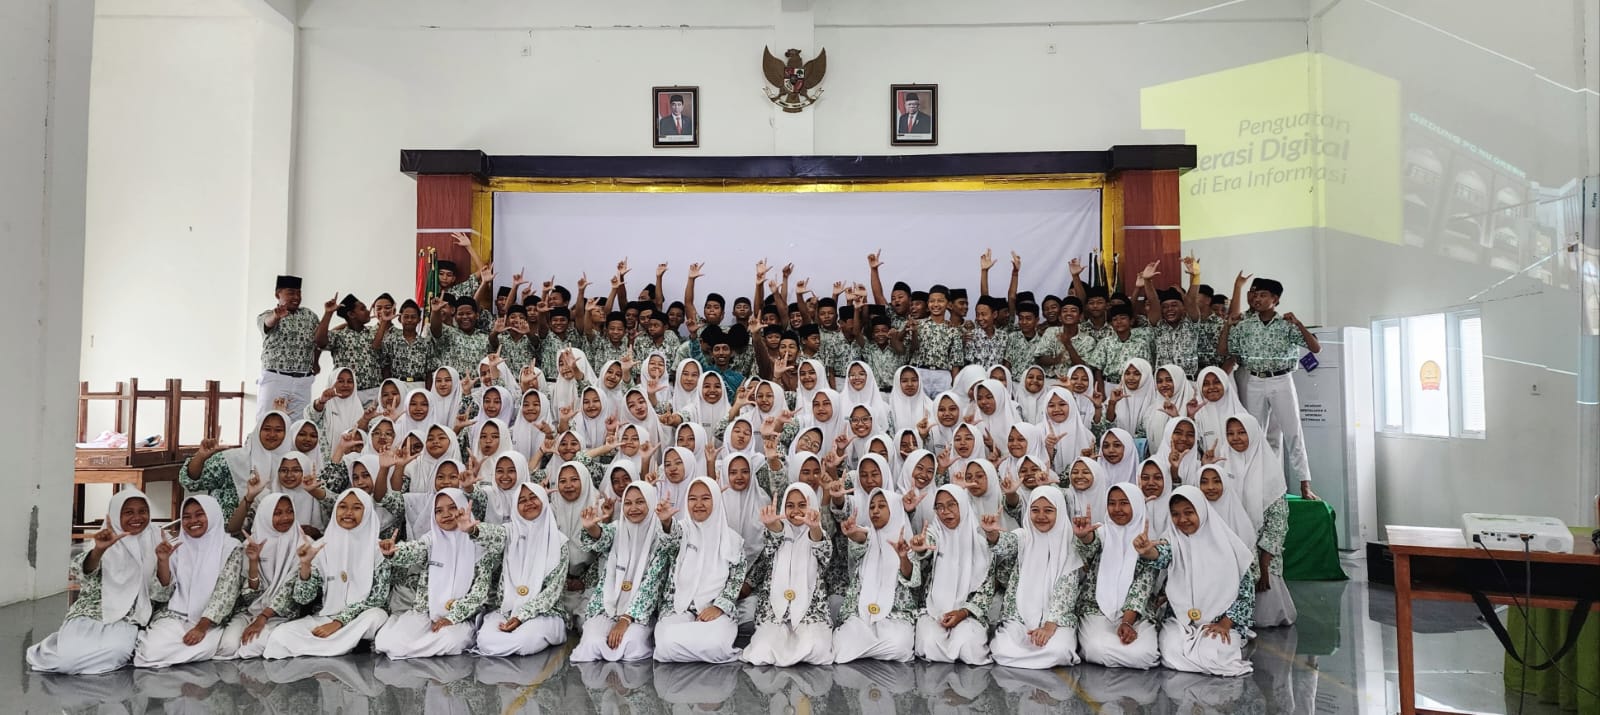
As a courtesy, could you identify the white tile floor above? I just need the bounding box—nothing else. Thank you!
[0,555,1577,714]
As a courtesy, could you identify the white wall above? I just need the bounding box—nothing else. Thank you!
[0,0,92,611]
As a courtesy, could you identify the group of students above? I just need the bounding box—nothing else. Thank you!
[29,249,1311,682]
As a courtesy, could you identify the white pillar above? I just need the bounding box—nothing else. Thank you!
[0,0,94,605]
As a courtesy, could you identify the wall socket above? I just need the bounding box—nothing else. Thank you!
[1530,383,1541,396]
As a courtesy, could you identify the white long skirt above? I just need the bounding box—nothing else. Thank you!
[989,620,1080,669]
[570,615,653,662]
[1255,573,1297,627]
[653,612,740,664]
[132,617,224,669]
[832,616,915,664]
[261,608,387,659]
[26,617,139,675]
[742,621,834,666]
[373,610,477,659]
[472,611,567,657]
[213,614,287,661]
[1078,612,1160,669]
[1158,618,1252,676]
[914,614,992,665]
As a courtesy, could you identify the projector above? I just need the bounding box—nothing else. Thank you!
[1462,513,1574,554]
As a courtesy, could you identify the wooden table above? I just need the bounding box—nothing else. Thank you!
[1391,531,1600,715]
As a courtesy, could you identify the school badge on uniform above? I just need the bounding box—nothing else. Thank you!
[1187,608,1202,623]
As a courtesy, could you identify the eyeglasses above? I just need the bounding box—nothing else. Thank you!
[849,417,873,424]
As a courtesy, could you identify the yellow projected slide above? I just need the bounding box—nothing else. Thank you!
[1141,52,1401,243]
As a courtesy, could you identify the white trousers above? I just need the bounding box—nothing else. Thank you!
[472,611,567,658]
[1240,373,1311,486]
[212,613,286,660]
[832,616,915,664]
[1158,618,1252,676]
[652,612,740,664]
[916,368,953,400]
[257,371,314,421]
[27,617,139,675]
[373,610,477,659]
[262,608,387,659]
[1078,612,1160,669]
[989,620,1080,669]
[914,614,991,665]
[133,617,224,669]
[742,622,834,666]
[571,615,653,662]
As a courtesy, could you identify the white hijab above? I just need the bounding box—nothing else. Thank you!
[544,429,585,480]
[285,418,324,476]
[1097,427,1140,485]
[393,389,435,439]
[168,495,240,624]
[499,483,567,615]
[1142,364,1195,444]
[1042,387,1096,473]
[1200,464,1256,545]
[1224,413,1287,531]
[959,459,1006,525]
[1068,456,1110,519]
[799,388,846,449]
[468,418,508,463]
[484,451,530,524]
[429,367,464,426]
[224,411,292,499]
[670,477,744,614]
[313,489,383,617]
[855,487,908,623]
[1140,458,1174,539]
[744,379,788,426]
[601,481,663,617]
[896,450,938,532]
[1094,482,1149,619]
[718,453,769,563]
[548,462,597,569]
[320,367,367,442]
[670,358,703,413]
[554,348,599,414]
[1111,358,1156,435]
[1165,485,1255,624]
[246,493,302,618]
[426,488,481,621]
[1015,486,1084,627]
[619,386,665,448]
[720,415,762,460]
[850,454,894,517]
[768,483,822,626]
[1015,366,1051,424]
[98,489,161,625]
[658,446,696,510]
[926,485,992,616]
[842,361,887,414]
[997,423,1049,481]
[1191,366,1246,455]
[404,456,462,539]
[1151,416,1202,487]
[887,366,931,431]
[925,392,963,455]
[407,423,457,494]
[271,451,323,528]
[474,385,515,426]
[951,365,988,411]
[792,359,827,419]
[508,389,551,461]
[672,423,711,475]
[572,386,612,449]
[971,379,1018,450]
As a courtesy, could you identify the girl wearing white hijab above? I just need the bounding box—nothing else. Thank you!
[923,391,963,456]
[309,367,367,452]
[1014,365,1051,424]
[571,481,665,663]
[911,485,996,665]
[742,483,834,666]
[833,487,919,664]
[1096,427,1140,485]
[553,348,600,415]
[1065,456,1110,520]
[1151,416,1203,487]
[995,423,1048,483]
[464,416,508,467]
[475,483,569,657]
[1105,358,1156,439]
[888,366,932,433]
[595,358,631,409]
[1063,364,1099,422]
[405,423,458,494]
[717,414,762,463]
[472,385,516,427]
[677,371,730,434]
[1078,483,1162,669]
[896,450,939,532]
[1222,413,1296,627]
[285,418,326,477]
[374,488,503,659]
[134,495,243,668]
[263,489,392,659]
[392,389,435,440]
[668,357,703,413]
[569,385,614,449]
[943,422,987,482]
[718,454,769,625]
[227,452,327,537]
[508,389,552,462]
[951,365,988,411]
[1152,485,1259,677]
[214,493,305,660]
[959,460,1019,530]
[619,385,666,449]
[987,486,1086,669]
[1141,364,1195,445]
[181,410,290,519]
[792,359,827,419]
[657,446,697,512]
[1198,464,1256,548]
[429,366,465,428]
[1190,366,1246,455]
[841,403,890,466]
[1041,387,1096,474]
[798,388,846,450]
[673,422,713,475]
[1137,458,1175,539]
[548,462,599,620]
[28,489,160,674]
[653,477,748,664]
[842,361,887,413]
[482,451,530,525]
[969,379,1018,451]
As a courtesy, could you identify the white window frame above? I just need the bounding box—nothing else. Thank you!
[1371,306,1486,439]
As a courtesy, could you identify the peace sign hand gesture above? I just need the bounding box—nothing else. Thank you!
[908,524,934,553]
[1132,520,1159,560]
[1071,505,1101,542]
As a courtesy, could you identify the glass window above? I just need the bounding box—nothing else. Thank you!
[1371,308,1484,438]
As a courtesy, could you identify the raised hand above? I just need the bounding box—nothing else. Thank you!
[890,528,912,558]
[1284,312,1302,328]
[866,250,883,270]
[781,263,794,279]
[936,446,955,473]
[155,536,180,561]
[909,524,933,552]
[839,514,867,543]
[454,509,479,534]
[450,231,472,248]
[1186,397,1202,418]
[801,508,822,530]
[687,263,704,280]
[794,278,809,295]
[1161,399,1178,417]
[1234,271,1252,289]
[979,249,995,271]
[323,293,339,315]
[378,538,397,557]
[244,537,264,561]
[755,258,769,281]
[1138,261,1159,283]
[999,472,1020,496]
[1069,257,1085,277]
[1071,505,1101,541]
[1182,253,1199,276]
[979,511,1003,537]
[1044,426,1061,453]
[1132,519,1158,560]
[654,498,679,526]
[579,505,602,531]
[901,488,926,513]
[298,538,325,566]
[245,471,266,501]
[759,503,784,532]
[91,523,127,552]
[1010,250,1021,271]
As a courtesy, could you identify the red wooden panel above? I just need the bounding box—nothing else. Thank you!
[1119,170,1182,293]
[416,175,475,273]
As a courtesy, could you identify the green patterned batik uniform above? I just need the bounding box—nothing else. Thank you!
[179,452,241,519]
[1258,496,1289,580]
[910,530,998,623]
[651,528,748,617]
[499,541,571,623]
[147,549,246,628]
[1090,327,1154,381]
[444,274,480,300]
[1151,318,1202,377]
[908,321,964,371]
[577,522,671,626]
[538,331,583,380]
[819,328,854,379]
[838,538,923,623]
[496,333,538,377]
[1074,532,1162,623]
[1152,542,1259,635]
[1010,327,1067,378]
[966,329,1008,368]
[325,325,385,391]
[434,325,491,381]
[258,307,320,373]
[584,334,631,372]
[1195,314,1226,370]
[379,329,435,382]
[291,558,395,624]
[385,522,505,624]
[1227,312,1307,375]
[859,342,904,390]
[989,529,1081,627]
[747,529,834,626]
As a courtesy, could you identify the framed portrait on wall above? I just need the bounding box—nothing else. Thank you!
[653,86,699,148]
[890,84,937,146]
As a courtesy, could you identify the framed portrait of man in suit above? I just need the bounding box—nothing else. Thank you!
[890,84,937,146]
[653,86,699,148]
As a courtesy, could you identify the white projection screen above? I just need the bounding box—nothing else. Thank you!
[492,190,1101,304]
